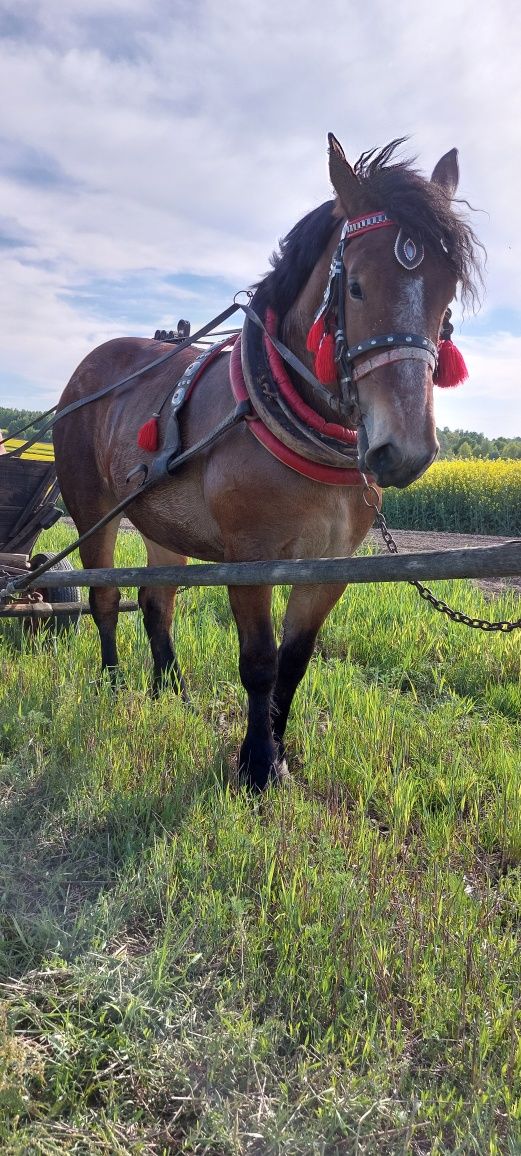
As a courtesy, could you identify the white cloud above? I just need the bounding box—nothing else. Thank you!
[435,333,521,438]
[0,0,520,433]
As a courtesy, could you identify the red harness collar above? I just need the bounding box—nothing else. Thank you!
[263,308,357,447]
[229,333,364,486]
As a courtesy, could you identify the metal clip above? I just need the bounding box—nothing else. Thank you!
[126,462,148,486]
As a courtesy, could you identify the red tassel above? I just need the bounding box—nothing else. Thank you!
[435,339,469,388]
[315,333,337,384]
[307,318,337,383]
[306,317,325,353]
[137,415,159,451]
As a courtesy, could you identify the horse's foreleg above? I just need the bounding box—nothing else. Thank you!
[272,582,346,755]
[139,539,188,698]
[227,584,279,791]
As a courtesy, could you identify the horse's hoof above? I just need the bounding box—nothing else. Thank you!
[239,758,291,793]
[94,668,125,694]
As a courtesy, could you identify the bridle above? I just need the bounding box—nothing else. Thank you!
[312,212,439,419]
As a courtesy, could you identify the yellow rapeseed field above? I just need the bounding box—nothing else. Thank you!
[382,458,521,534]
[1,437,54,461]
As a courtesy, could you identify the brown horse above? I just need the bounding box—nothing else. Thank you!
[53,135,481,790]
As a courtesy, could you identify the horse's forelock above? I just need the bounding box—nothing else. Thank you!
[255,141,484,318]
[354,140,484,310]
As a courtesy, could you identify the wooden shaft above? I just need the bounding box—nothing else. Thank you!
[12,541,520,591]
[0,600,139,618]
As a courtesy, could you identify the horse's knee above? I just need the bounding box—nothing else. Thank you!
[89,586,120,627]
[139,589,173,629]
[238,635,278,698]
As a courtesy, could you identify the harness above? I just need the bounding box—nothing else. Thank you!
[230,324,363,486]
[128,317,365,490]
[1,209,470,603]
[133,211,446,485]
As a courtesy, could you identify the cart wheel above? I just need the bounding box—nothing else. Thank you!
[29,553,81,632]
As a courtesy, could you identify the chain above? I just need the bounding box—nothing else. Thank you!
[361,478,521,633]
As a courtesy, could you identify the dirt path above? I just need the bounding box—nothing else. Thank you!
[368,528,521,596]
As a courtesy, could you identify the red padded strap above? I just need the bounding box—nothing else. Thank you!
[229,337,364,486]
[264,308,356,444]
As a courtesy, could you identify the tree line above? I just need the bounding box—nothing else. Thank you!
[0,406,54,445]
[1,405,520,459]
[437,427,521,460]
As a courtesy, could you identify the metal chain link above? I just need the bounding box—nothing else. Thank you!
[361,479,521,633]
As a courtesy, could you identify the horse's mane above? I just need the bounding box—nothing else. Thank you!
[254,199,339,320]
[255,140,483,317]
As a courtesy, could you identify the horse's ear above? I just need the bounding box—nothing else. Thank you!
[431,148,459,198]
[328,132,364,217]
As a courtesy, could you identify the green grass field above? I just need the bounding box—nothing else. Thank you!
[0,524,520,1154]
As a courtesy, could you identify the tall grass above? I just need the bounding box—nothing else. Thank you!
[0,523,520,1153]
[382,459,521,535]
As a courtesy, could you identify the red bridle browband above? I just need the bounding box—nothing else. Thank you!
[341,211,396,239]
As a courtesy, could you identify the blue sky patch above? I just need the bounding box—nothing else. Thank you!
[59,270,237,334]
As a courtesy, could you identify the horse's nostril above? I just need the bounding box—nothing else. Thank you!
[365,443,399,477]
[365,444,436,487]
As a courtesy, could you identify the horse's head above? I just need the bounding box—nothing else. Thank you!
[318,135,481,488]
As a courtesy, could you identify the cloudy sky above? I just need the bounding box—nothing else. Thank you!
[1,0,520,437]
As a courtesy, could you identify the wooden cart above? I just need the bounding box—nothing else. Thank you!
[0,452,79,624]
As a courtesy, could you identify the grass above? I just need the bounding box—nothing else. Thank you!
[0,523,520,1153]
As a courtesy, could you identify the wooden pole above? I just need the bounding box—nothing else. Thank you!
[14,541,520,591]
[0,600,139,618]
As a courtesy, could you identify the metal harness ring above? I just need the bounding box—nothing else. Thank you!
[361,475,382,511]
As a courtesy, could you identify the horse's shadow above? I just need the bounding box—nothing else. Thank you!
[0,746,229,980]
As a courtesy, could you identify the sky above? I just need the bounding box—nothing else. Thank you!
[0,0,520,438]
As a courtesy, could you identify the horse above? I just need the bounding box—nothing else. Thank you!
[53,134,481,791]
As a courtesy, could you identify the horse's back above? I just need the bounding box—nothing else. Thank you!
[57,337,167,407]
[53,334,218,544]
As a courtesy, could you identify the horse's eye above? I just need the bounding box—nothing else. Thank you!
[349,281,363,300]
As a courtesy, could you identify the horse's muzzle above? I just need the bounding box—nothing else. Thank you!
[358,427,437,489]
